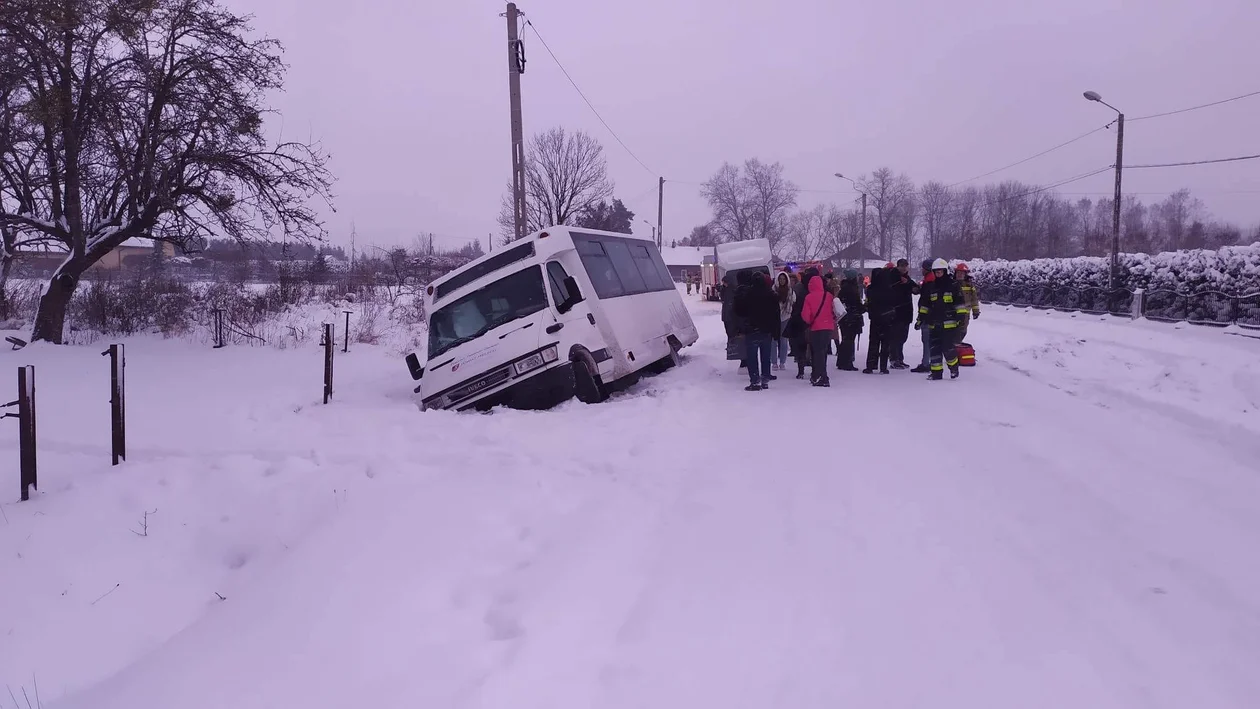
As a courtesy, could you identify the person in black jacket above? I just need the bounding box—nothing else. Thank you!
[787,268,817,380]
[734,272,781,390]
[863,267,897,374]
[723,271,752,369]
[835,269,865,371]
[888,258,920,369]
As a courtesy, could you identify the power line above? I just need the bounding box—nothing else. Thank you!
[524,19,658,178]
[1130,89,1260,122]
[946,123,1114,188]
[1125,153,1260,169]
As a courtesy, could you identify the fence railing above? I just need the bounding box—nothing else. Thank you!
[981,283,1260,330]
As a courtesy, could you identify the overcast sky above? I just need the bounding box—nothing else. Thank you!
[232,0,1260,252]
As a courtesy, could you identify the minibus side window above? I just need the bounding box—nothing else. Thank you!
[546,261,571,306]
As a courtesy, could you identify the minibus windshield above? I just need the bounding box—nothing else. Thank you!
[428,266,548,359]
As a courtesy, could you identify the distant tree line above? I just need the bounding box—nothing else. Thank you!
[680,162,1257,264]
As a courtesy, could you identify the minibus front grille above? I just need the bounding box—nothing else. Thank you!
[447,366,512,404]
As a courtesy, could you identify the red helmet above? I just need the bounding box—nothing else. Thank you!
[955,262,970,272]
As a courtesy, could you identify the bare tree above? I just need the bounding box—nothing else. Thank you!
[784,204,840,260]
[0,0,333,343]
[918,181,953,257]
[699,163,754,244]
[857,168,913,260]
[898,197,918,263]
[497,127,612,243]
[700,158,798,252]
[744,159,798,254]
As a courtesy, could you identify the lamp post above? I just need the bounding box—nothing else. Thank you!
[835,173,867,270]
[642,219,657,244]
[1084,90,1124,290]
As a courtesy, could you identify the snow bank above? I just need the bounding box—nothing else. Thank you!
[4,287,1260,708]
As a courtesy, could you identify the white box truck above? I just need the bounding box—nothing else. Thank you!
[713,239,774,360]
[404,226,700,412]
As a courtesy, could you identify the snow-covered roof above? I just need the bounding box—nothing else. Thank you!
[659,245,713,267]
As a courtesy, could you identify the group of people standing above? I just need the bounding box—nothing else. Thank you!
[727,259,981,390]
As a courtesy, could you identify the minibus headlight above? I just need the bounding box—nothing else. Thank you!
[513,345,558,376]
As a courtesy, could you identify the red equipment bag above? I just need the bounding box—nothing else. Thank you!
[957,342,976,367]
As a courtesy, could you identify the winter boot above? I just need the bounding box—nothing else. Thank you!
[949,364,960,379]
[928,371,944,381]
[911,364,930,373]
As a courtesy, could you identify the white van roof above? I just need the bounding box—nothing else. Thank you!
[716,238,772,271]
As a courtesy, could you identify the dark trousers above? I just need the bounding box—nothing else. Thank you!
[890,319,911,364]
[866,320,892,371]
[928,326,960,373]
[920,323,931,368]
[793,333,810,376]
[809,329,831,383]
[744,332,773,385]
[838,324,860,369]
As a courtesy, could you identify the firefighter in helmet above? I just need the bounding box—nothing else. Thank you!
[954,262,981,343]
[915,258,969,380]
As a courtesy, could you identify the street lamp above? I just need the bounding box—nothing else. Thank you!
[1084,90,1124,290]
[836,173,868,270]
[642,219,657,244]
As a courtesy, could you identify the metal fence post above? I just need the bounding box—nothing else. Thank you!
[212,308,226,348]
[101,344,126,465]
[323,323,334,404]
[3,366,38,501]
[342,310,352,353]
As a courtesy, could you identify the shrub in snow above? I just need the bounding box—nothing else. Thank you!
[968,243,1260,325]
[69,275,196,337]
[970,242,1260,296]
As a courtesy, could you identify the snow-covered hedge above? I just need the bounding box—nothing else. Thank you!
[968,242,1260,295]
[967,243,1260,326]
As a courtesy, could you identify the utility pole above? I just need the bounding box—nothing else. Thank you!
[859,192,868,272]
[505,3,528,242]
[1083,91,1124,290]
[349,222,356,270]
[656,177,665,249]
[1110,114,1124,290]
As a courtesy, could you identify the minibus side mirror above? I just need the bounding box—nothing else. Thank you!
[405,352,425,380]
[557,276,585,313]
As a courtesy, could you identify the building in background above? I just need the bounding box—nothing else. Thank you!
[12,239,177,276]
[658,245,714,282]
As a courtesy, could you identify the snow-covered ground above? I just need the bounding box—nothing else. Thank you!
[3,290,1259,708]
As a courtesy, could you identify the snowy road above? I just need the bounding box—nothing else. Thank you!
[5,293,1260,708]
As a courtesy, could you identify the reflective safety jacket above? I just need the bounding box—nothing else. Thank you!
[916,273,969,330]
[959,277,981,316]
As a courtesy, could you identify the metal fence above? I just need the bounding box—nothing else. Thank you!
[981,283,1260,330]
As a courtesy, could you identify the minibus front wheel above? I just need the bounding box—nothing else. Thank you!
[571,353,606,404]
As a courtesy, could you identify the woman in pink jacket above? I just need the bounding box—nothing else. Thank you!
[800,273,836,387]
